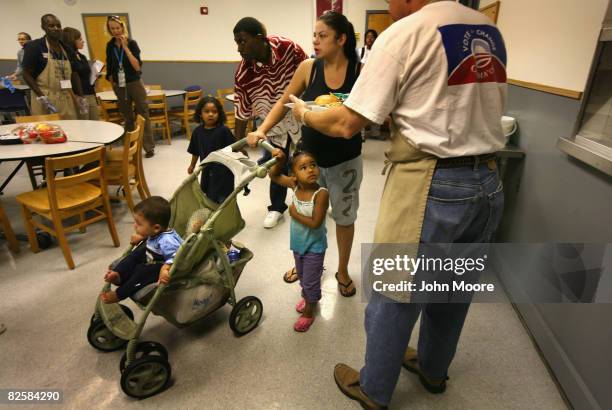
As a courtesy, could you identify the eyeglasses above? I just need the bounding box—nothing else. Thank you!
[107,15,121,21]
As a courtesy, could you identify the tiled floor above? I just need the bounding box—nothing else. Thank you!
[0,136,567,409]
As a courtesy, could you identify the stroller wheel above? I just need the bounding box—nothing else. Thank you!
[229,296,263,336]
[120,341,168,372]
[87,320,128,352]
[90,304,134,325]
[121,356,171,399]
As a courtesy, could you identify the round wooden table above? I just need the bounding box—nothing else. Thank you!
[96,89,186,101]
[0,120,124,191]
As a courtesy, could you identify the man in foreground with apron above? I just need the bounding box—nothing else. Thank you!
[22,14,86,119]
[288,0,507,408]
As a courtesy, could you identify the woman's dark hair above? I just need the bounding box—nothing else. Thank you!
[134,196,171,229]
[62,27,81,50]
[193,95,226,126]
[233,17,267,37]
[18,32,32,41]
[365,29,378,41]
[289,150,317,175]
[318,11,357,61]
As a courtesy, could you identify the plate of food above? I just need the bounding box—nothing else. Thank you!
[284,93,348,111]
[11,123,68,144]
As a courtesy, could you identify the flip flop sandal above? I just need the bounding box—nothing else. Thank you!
[335,272,356,297]
[283,267,299,283]
[295,298,306,314]
[294,316,315,332]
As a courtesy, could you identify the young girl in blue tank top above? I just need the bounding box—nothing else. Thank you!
[269,148,329,332]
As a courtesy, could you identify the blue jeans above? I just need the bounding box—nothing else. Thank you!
[259,137,291,213]
[360,161,504,406]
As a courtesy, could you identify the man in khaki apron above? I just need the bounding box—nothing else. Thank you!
[288,1,508,408]
[22,14,83,119]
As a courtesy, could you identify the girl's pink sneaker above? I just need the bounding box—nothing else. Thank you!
[295,298,306,314]
[294,316,315,332]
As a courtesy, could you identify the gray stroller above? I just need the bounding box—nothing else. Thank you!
[86,139,278,399]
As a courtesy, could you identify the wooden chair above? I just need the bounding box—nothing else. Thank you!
[216,88,236,130]
[16,114,62,189]
[16,113,61,123]
[147,94,172,144]
[106,114,151,200]
[15,147,120,269]
[146,85,162,90]
[98,98,123,125]
[168,89,203,140]
[0,200,19,253]
[105,123,149,212]
[134,115,151,198]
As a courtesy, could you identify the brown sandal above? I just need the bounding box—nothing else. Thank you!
[336,272,356,297]
[283,267,299,283]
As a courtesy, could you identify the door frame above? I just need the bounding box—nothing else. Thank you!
[364,10,391,35]
[81,13,131,59]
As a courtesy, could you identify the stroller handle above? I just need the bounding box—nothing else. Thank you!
[230,137,279,177]
[230,137,276,154]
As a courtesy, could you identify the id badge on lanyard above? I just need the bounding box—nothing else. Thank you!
[115,47,126,88]
[118,68,126,87]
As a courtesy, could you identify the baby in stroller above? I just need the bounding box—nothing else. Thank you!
[101,196,183,304]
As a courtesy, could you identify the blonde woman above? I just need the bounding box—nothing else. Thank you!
[105,16,154,157]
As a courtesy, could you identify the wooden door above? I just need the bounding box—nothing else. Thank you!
[82,14,130,92]
[366,11,394,37]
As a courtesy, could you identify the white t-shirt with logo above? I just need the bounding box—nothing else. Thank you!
[344,0,508,158]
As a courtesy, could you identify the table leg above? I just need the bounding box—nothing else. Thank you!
[0,160,26,195]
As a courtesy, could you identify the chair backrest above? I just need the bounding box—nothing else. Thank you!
[16,113,61,123]
[215,88,235,117]
[147,94,167,119]
[183,89,203,112]
[98,99,122,122]
[121,125,140,169]
[44,147,107,208]
[135,114,146,169]
[146,85,162,90]
[216,88,234,100]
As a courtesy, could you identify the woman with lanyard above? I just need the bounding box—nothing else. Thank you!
[105,16,154,157]
[247,11,363,297]
[22,14,84,119]
[62,27,100,120]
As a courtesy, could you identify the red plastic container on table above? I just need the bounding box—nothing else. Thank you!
[12,123,67,144]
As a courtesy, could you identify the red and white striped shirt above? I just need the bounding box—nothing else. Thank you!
[234,35,306,145]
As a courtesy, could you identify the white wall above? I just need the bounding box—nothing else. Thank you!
[1,0,389,61]
[0,0,314,61]
[480,0,608,92]
[344,0,389,47]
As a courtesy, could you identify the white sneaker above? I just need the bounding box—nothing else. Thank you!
[263,211,284,228]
